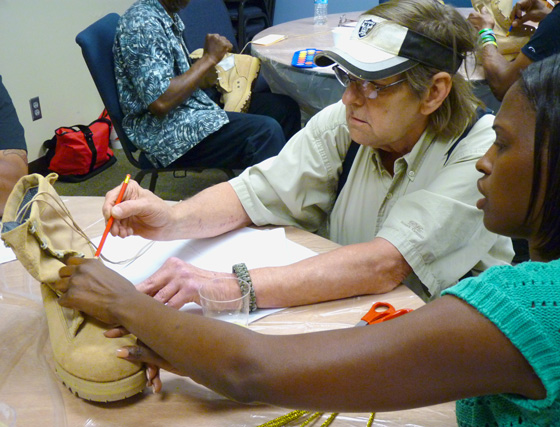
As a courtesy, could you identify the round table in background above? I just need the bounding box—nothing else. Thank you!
[251,9,501,119]
[251,13,360,119]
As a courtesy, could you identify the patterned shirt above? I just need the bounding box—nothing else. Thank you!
[114,0,228,167]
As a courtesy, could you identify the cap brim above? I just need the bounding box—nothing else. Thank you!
[315,47,417,80]
[314,14,462,79]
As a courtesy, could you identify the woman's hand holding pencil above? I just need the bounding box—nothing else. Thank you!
[95,174,131,257]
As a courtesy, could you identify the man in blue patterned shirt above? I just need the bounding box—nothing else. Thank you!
[114,0,300,169]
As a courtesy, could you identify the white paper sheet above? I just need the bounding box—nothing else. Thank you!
[0,244,16,264]
[217,54,235,71]
[251,34,286,46]
[94,228,317,323]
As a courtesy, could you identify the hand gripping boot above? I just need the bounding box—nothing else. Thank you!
[0,173,146,402]
[190,49,261,113]
[472,0,535,60]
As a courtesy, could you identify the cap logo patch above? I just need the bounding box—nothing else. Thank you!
[358,19,376,38]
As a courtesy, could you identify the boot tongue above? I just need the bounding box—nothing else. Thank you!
[215,53,235,93]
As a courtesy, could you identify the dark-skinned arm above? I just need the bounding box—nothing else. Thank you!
[56,258,545,411]
[477,46,533,101]
[0,149,27,216]
[468,7,534,101]
[149,33,231,117]
[511,0,552,27]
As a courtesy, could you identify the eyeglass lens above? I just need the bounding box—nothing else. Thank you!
[333,66,378,99]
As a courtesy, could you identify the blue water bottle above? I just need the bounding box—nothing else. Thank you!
[314,0,328,26]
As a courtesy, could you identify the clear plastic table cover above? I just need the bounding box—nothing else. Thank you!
[0,197,457,426]
[250,14,350,121]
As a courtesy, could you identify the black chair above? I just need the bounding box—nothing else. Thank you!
[76,13,233,193]
[180,0,239,52]
[224,0,273,48]
[263,0,276,23]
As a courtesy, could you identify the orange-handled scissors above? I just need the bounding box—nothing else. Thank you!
[355,302,413,327]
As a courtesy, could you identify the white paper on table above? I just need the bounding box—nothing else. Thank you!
[93,228,317,323]
[251,34,286,46]
[0,244,16,264]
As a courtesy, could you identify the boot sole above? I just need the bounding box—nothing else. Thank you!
[55,360,146,402]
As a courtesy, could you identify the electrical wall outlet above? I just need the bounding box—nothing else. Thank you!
[29,96,42,121]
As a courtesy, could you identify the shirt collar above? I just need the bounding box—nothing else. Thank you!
[369,129,435,174]
[143,0,185,32]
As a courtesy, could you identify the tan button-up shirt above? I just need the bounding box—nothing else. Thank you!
[231,101,514,300]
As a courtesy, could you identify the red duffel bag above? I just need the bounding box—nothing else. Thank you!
[43,110,116,182]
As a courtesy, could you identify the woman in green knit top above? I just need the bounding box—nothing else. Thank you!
[55,55,560,424]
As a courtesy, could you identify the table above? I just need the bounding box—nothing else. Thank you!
[0,196,456,426]
[251,9,493,120]
[251,13,359,119]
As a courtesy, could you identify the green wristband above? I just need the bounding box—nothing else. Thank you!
[482,40,498,48]
[232,263,257,312]
[481,35,497,43]
[479,29,496,42]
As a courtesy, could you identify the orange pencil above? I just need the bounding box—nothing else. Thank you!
[94,174,131,257]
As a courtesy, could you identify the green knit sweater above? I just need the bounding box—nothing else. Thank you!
[443,259,560,426]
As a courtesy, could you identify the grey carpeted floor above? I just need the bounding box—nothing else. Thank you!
[52,148,232,201]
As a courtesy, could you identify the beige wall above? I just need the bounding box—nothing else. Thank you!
[0,0,134,161]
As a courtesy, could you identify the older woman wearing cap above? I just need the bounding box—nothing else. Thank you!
[90,0,512,308]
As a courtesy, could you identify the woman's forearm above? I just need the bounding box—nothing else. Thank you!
[113,293,546,411]
[171,182,252,239]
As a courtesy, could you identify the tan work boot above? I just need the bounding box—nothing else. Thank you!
[190,48,261,113]
[472,0,535,60]
[0,173,145,402]
[217,53,261,113]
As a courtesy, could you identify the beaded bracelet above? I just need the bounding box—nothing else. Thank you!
[232,263,257,312]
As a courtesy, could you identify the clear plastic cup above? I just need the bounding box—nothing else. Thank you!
[198,278,250,327]
[332,26,354,46]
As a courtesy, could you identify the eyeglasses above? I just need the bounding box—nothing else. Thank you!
[333,65,408,99]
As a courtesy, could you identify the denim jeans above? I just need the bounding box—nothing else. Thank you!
[171,91,301,169]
